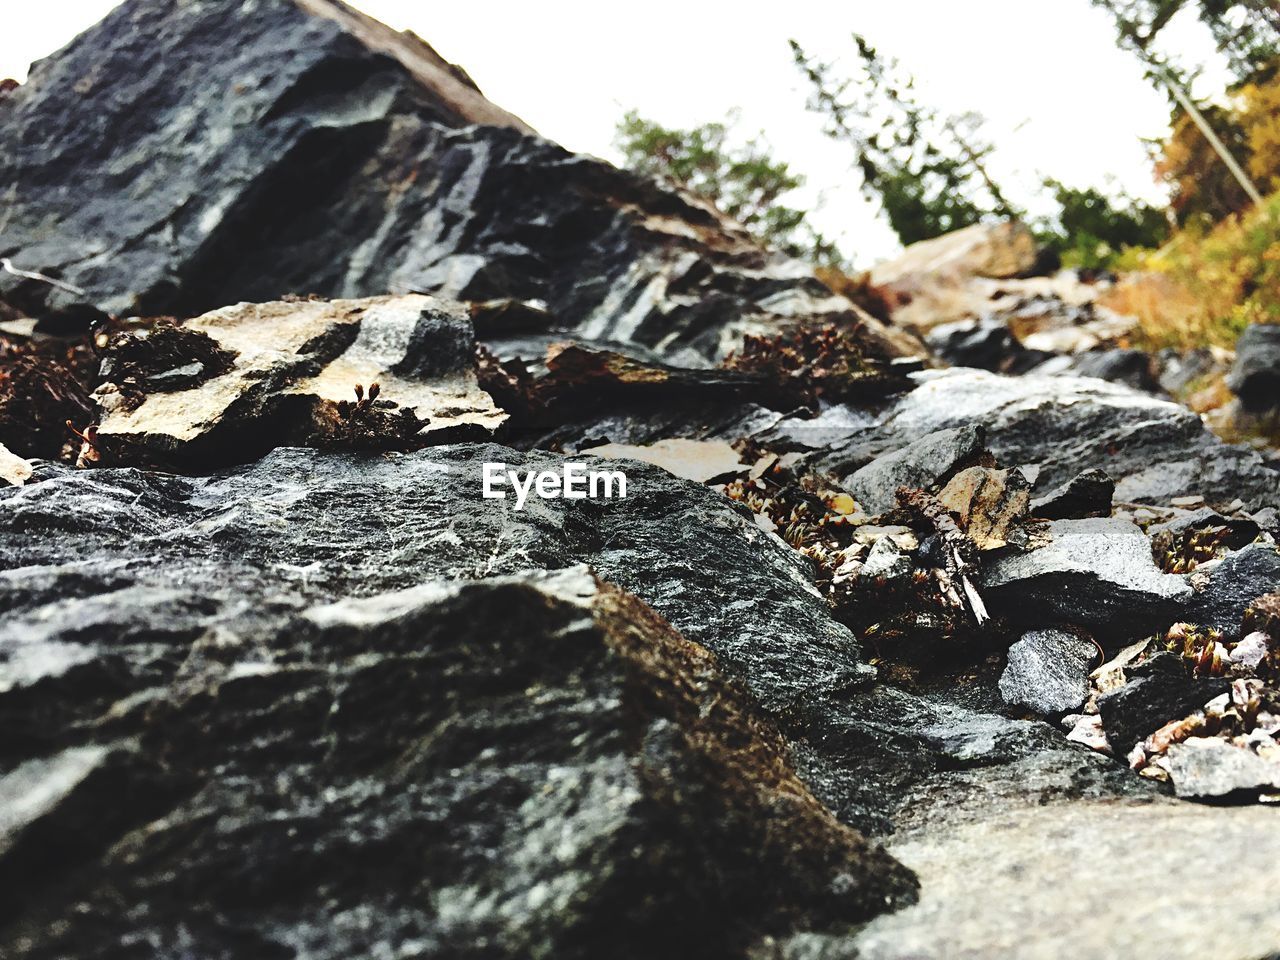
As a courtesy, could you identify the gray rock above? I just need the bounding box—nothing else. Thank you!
[980,518,1191,641]
[1166,737,1280,800]
[1030,468,1114,519]
[861,537,914,581]
[924,317,1051,374]
[843,425,986,516]
[998,629,1096,715]
[812,369,1280,511]
[1096,653,1230,754]
[1226,323,1280,411]
[0,565,915,958]
[0,0,904,365]
[1042,348,1163,394]
[1186,543,1280,639]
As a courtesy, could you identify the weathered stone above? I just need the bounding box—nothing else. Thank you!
[1165,737,1280,800]
[1096,653,1230,754]
[870,221,1038,292]
[924,317,1050,374]
[91,295,507,467]
[0,443,31,487]
[936,465,1031,550]
[0,0,905,366]
[0,565,915,958]
[843,425,986,516]
[1186,543,1280,639]
[998,629,1096,715]
[980,518,1191,641]
[1038,347,1163,394]
[1226,323,1280,411]
[1030,468,1114,519]
[581,438,744,483]
[861,537,913,581]
[812,369,1280,511]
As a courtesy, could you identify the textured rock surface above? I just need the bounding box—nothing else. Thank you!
[92,295,506,467]
[1030,468,1114,519]
[1187,543,1280,639]
[1097,653,1230,754]
[812,370,1280,510]
[1166,737,1280,799]
[998,629,1096,715]
[0,565,915,958]
[0,0,903,366]
[843,425,986,516]
[981,518,1191,641]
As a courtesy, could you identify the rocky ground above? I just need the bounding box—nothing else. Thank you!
[1,2,1279,959]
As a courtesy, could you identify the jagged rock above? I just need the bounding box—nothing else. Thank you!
[1096,653,1230,754]
[936,465,1033,551]
[0,443,31,486]
[843,425,986,516]
[861,537,913,581]
[870,221,1038,293]
[0,565,915,957]
[581,438,743,483]
[0,0,907,366]
[1186,543,1280,639]
[91,295,506,467]
[1033,348,1163,394]
[998,629,1096,715]
[1226,323,1280,412]
[812,369,1280,511]
[980,518,1191,641]
[1165,737,1280,800]
[1030,468,1114,520]
[924,318,1050,374]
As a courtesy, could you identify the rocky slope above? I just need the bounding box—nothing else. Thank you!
[2,2,1280,959]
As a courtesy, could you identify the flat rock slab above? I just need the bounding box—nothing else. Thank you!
[998,629,1096,715]
[1166,737,1280,800]
[844,425,985,516]
[981,518,1191,642]
[839,800,1280,960]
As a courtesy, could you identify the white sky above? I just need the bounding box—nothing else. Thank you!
[1,1,1231,266]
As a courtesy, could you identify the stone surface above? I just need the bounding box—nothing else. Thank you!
[0,0,904,366]
[980,518,1192,642]
[1226,323,1280,411]
[1096,653,1230,754]
[998,629,1096,715]
[0,565,915,958]
[1030,468,1114,520]
[843,425,986,516]
[1036,347,1163,394]
[581,438,744,483]
[1166,737,1280,800]
[92,295,506,467]
[812,369,1280,511]
[1186,543,1280,639]
[0,443,31,486]
[936,465,1032,551]
[870,221,1038,292]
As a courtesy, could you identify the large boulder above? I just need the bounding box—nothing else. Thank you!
[1226,323,1280,411]
[0,564,915,958]
[0,0,905,366]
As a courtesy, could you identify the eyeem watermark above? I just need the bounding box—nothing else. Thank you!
[482,462,627,510]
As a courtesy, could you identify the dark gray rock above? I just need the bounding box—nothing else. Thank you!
[1157,346,1218,396]
[998,629,1096,715]
[1040,348,1163,394]
[980,518,1191,642]
[1186,543,1280,639]
[1030,468,1114,519]
[843,425,986,516]
[924,318,1051,374]
[0,565,915,958]
[1166,737,1280,800]
[811,369,1280,511]
[1096,653,1230,754]
[0,0,902,365]
[1226,323,1280,411]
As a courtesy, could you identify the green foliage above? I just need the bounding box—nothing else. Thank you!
[1034,180,1170,269]
[613,110,844,266]
[790,35,1018,246]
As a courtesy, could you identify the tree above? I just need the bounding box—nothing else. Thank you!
[790,35,1019,246]
[1034,180,1170,268]
[613,110,844,266]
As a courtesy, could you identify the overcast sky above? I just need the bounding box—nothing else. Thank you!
[2,1,1230,266]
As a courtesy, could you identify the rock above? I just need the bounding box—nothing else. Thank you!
[981,518,1192,641]
[1229,631,1271,673]
[0,565,915,957]
[1030,468,1114,519]
[92,296,507,467]
[0,0,906,365]
[998,629,1096,715]
[861,537,913,581]
[1096,653,1230,754]
[924,317,1050,374]
[581,438,744,483]
[836,800,1280,960]
[870,221,1038,292]
[1226,323,1280,411]
[1063,713,1111,753]
[0,443,31,487]
[813,369,1280,511]
[1034,348,1163,394]
[843,425,986,516]
[1157,346,1219,396]
[1165,737,1280,800]
[1186,544,1280,639]
[936,465,1032,551]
